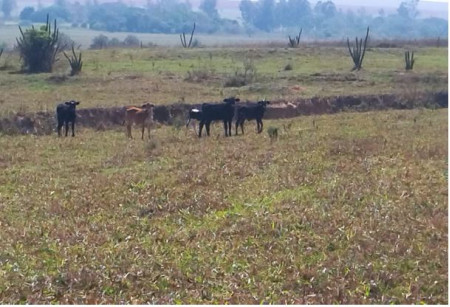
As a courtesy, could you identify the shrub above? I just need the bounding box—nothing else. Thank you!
[58,32,76,51]
[108,38,122,48]
[185,66,214,83]
[267,126,279,141]
[16,15,62,73]
[90,34,109,49]
[123,35,140,47]
[224,74,248,87]
[63,44,83,76]
[224,59,257,87]
[19,6,35,21]
[284,63,293,71]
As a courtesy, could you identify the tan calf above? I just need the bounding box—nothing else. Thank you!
[124,103,155,139]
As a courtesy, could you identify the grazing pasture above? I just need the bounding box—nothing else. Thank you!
[0,45,447,114]
[0,108,447,304]
[0,39,447,303]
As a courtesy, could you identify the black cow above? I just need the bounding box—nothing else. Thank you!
[57,100,80,137]
[199,97,240,137]
[185,108,203,134]
[235,100,270,135]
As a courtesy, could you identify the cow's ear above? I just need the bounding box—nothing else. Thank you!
[266,101,270,104]
[65,101,71,105]
[235,98,240,102]
[75,101,80,105]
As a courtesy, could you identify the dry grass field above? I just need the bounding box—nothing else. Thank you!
[0,39,448,303]
[0,109,447,304]
[0,44,447,114]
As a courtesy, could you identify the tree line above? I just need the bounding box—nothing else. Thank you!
[239,0,447,38]
[1,0,448,39]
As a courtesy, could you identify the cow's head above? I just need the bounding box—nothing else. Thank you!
[223,97,240,105]
[65,100,80,107]
[141,103,155,109]
[257,100,270,107]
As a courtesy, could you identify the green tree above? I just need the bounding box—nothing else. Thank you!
[239,0,256,25]
[1,0,17,19]
[200,0,219,19]
[19,6,35,20]
[314,1,337,19]
[255,0,275,31]
[240,0,275,32]
[397,0,419,19]
[282,0,312,28]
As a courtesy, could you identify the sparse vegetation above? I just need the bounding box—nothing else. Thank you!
[0,2,447,303]
[347,27,370,71]
[63,44,83,76]
[288,28,302,48]
[224,59,257,88]
[0,45,446,113]
[405,50,415,70]
[0,27,448,304]
[0,108,447,304]
[267,126,279,141]
[180,23,197,48]
[16,14,62,73]
[90,34,109,49]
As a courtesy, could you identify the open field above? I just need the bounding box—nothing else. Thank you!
[0,108,447,304]
[0,24,288,49]
[0,45,447,115]
[0,39,448,303]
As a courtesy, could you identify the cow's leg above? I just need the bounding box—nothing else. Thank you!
[127,124,133,139]
[57,120,63,137]
[257,119,263,133]
[227,120,232,137]
[198,120,204,137]
[206,121,211,136]
[147,123,151,139]
[223,120,228,137]
[193,120,198,135]
[65,121,69,137]
[71,121,75,137]
[240,120,245,135]
[141,124,145,140]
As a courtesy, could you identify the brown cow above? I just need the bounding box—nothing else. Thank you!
[124,103,155,139]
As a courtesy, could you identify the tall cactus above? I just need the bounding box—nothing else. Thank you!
[346,27,370,71]
[180,23,196,48]
[16,14,61,73]
[405,51,415,70]
[288,28,302,48]
[64,44,83,76]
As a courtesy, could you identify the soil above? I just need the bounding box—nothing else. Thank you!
[0,91,447,135]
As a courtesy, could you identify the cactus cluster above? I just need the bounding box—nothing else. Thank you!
[180,23,196,48]
[288,28,302,48]
[64,44,83,76]
[16,14,61,73]
[346,27,370,71]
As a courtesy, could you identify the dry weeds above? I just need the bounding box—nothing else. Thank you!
[0,109,447,304]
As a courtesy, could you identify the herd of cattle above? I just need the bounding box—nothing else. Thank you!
[56,97,271,138]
